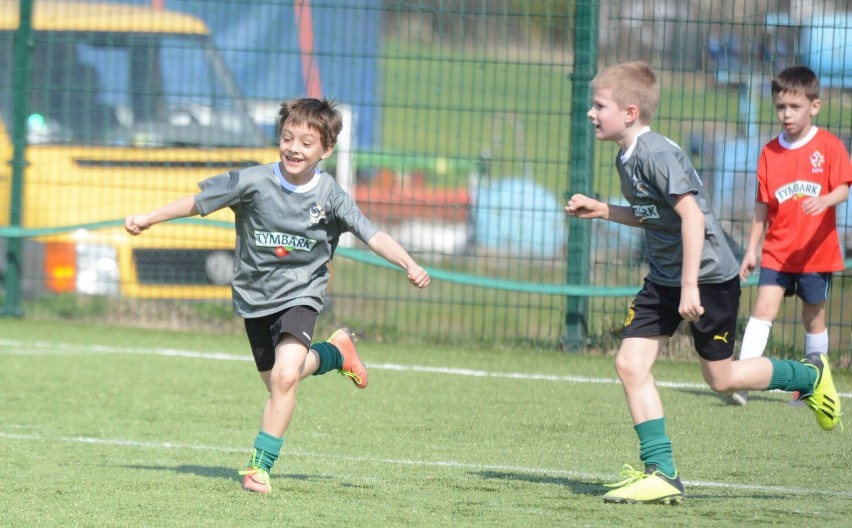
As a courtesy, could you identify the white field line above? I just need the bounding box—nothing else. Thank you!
[0,430,848,498]
[1,338,850,398]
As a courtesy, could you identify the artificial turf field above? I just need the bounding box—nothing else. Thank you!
[0,319,849,527]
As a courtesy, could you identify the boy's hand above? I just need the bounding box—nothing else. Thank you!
[407,264,430,289]
[124,214,151,236]
[678,284,704,322]
[565,194,606,219]
[739,250,757,282]
[801,196,829,216]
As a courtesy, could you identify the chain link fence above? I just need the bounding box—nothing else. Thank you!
[1,0,850,364]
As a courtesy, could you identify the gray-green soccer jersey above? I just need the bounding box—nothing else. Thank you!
[616,128,739,286]
[194,163,379,317]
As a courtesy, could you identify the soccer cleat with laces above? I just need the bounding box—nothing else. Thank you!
[239,466,271,494]
[603,464,684,505]
[240,448,272,493]
[329,328,368,389]
[800,354,843,431]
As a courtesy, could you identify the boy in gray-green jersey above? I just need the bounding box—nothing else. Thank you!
[126,98,431,494]
[566,61,842,505]
[617,131,738,285]
[195,161,378,318]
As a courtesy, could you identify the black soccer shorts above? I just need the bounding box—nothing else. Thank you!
[622,277,740,361]
[244,305,319,372]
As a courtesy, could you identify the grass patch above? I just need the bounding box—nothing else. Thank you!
[1,319,850,527]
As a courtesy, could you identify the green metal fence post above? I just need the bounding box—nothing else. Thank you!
[3,0,34,317]
[563,0,598,351]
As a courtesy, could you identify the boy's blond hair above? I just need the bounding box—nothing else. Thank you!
[590,61,660,124]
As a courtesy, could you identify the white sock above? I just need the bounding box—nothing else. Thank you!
[805,330,829,358]
[738,317,772,360]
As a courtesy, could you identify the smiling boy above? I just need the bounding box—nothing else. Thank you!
[125,97,430,494]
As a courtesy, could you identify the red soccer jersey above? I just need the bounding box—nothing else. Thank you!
[756,127,852,272]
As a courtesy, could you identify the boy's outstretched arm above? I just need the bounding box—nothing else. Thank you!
[366,231,431,288]
[565,193,641,227]
[125,195,199,236]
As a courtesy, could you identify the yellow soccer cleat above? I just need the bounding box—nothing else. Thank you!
[801,354,844,431]
[603,464,684,505]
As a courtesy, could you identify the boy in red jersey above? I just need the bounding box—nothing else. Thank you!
[730,66,852,406]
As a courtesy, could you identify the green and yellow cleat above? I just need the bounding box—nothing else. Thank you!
[239,466,271,494]
[603,464,684,505]
[801,354,844,431]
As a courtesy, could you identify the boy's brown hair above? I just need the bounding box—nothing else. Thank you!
[771,66,820,101]
[590,61,660,124]
[277,97,343,149]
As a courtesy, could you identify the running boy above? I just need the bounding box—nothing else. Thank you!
[125,97,431,494]
[729,66,852,406]
[565,61,843,505]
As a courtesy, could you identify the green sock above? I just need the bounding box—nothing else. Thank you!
[635,418,676,478]
[249,430,284,473]
[767,358,817,394]
[311,341,343,375]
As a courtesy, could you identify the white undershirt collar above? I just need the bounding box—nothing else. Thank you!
[778,126,818,150]
[620,126,651,162]
[273,162,320,193]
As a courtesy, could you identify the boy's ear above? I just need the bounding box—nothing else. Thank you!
[810,98,821,116]
[624,104,640,123]
[321,145,335,159]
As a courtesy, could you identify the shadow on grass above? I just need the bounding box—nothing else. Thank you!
[676,491,789,500]
[475,470,791,501]
[475,470,605,496]
[126,464,332,484]
[674,387,789,405]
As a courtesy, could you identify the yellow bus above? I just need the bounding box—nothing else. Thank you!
[0,1,277,300]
